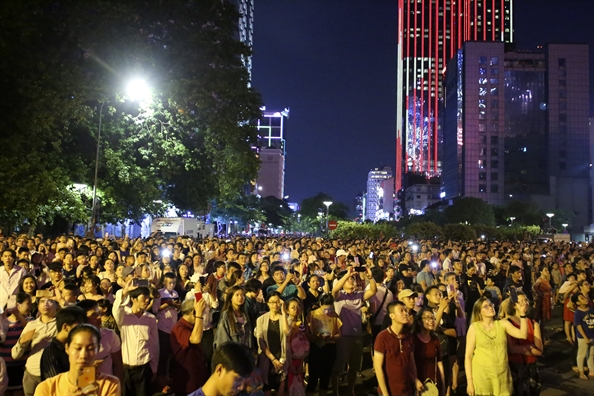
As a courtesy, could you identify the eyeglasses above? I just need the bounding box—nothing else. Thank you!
[268,300,281,305]
[422,316,436,322]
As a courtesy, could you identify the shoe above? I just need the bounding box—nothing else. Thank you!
[579,373,588,380]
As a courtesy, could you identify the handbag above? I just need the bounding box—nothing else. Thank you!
[419,379,439,396]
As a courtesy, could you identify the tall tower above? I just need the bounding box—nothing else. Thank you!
[255,108,290,199]
[396,0,513,190]
[233,0,254,81]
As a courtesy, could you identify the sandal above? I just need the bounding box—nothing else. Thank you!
[579,373,588,380]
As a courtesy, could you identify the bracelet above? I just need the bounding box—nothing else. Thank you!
[195,316,203,319]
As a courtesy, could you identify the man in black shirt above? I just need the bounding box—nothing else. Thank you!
[39,306,87,380]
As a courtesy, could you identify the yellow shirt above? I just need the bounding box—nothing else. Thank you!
[34,372,120,396]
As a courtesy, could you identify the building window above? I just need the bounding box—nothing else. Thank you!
[490,78,498,85]
[558,58,566,67]
[491,68,499,75]
[559,162,566,170]
[479,77,488,85]
[490,56,499,66]
[559,79,567,87]
[560,101,567,111]
[491,172,498,181]
[491,136,499,145]
[480,87,487,96]
[480,148,487,156]
[479,111,487,120]
[491,160,499,168]
[479,99,486,108]
[479,56,487,64]
[491,99,499,108]
[478,160,485,169]
[480,135,487,144]
[479,172,487,180]
[480,67,487,75]
[559,124,567,134]
[491,148,499,156]
[559,113,567,122]
[491,184,499,193]
[490,87,498,96]
[490,123,499,132]
[479,185,487,192]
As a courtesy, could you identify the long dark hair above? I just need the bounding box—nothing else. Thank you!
[222,285,246,313]
[411,307,436,335]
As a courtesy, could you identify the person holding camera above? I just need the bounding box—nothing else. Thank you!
[265,265,306,301]
[113,279,159,396]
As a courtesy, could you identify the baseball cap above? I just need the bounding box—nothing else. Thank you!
[398,289,418,300]
[122,266,135,278]
[336,249,347,257]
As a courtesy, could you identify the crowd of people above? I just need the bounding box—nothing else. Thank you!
[0,232,593,396]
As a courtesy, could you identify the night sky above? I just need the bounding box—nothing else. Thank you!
[251,0,594,213]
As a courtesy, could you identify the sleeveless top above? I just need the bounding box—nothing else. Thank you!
[507,318,537,364]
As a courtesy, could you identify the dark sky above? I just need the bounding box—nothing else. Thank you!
[251,0,594,213]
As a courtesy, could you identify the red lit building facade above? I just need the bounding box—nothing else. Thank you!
[396,0,513,190]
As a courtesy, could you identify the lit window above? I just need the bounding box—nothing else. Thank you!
[490,57,499,66]
[479,68,487,75]
[479,185,487,193]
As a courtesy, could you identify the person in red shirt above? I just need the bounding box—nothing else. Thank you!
[170,297,208,396]
[373,301,424,396]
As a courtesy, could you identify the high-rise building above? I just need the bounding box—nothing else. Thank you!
[365,167,394,222]
[255,108,289,199]
[232,0,254,81]
[396,0,513,190]
[443,42,591,232]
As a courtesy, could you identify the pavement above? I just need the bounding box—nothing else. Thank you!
[328,305,594,396]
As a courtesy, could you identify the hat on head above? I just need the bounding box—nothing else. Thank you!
[398,289,418,300]
[122,266,135,278]
[48,262,63,272]
[336,249,347,257]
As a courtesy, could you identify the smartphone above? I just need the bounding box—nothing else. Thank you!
[132,279,149,288]
[354,266,367,273]
[369,252,374,259]
[447,284,455,295]
[36,290,54,298]
[195,292,203,302]
[510,286,518,304]
[78,366,96,389]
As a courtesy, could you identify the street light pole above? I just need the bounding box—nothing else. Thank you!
[90,101,107,235]
[323,201,332,237]
[546,213,555,234]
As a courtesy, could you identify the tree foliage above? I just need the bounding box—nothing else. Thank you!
[331,221,399,240]
[0,0,262,229]
[443,197,495,226]
[404,222,444,240]
[300,193,349,220]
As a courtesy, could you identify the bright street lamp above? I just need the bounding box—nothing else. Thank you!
[509,216,516,226]
[323,201,333,237]
[90,79,151,235]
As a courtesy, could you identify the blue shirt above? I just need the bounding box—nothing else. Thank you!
[187,388,206,396]
[266,283,298,301]
[574,307,594,339]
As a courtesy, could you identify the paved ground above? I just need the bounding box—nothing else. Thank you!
[328,305,594,396]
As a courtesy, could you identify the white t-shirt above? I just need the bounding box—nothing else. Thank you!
[96,328,121,376]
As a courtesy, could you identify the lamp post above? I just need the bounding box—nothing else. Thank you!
[562,223,568,233]
[546,213,555,234]
[509,216,516,226]
[323,201,333,237]
[89,79,151,236]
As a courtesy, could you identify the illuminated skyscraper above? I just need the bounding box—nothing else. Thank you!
[233,0,254,80]
[365,167,394,222]
[396,0,513,190]
[255,109,290,199]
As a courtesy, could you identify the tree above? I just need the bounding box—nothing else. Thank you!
[0,0,262,230]
[404,222,444,240]
[300,193,349,220]
[443,197,495,226]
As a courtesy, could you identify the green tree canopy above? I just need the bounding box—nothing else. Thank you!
[300,193,350,220]
[0,0,262,229]
[443,197,495,226]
